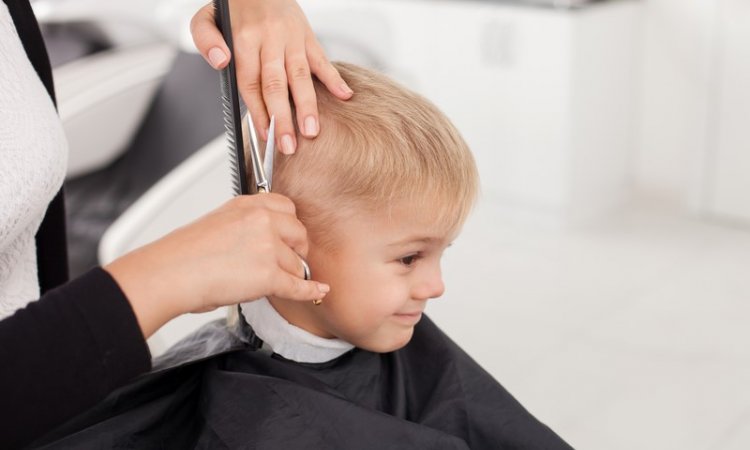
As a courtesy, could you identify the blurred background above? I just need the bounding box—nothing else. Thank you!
[33,0,750,448]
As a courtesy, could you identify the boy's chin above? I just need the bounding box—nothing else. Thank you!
[358,328,415,353]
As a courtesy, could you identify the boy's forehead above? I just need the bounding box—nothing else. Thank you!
[345,201,461,246]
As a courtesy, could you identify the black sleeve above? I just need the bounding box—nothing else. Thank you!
[0,268,152,449]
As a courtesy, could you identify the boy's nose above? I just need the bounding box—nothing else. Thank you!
[412,265,445,301]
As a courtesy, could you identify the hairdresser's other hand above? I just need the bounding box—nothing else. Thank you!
[190,0,353,154]
[104,194,328,339]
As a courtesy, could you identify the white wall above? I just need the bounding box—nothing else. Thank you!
[636,0,750,225]
[635,0,717,202]
[709,0,750,223]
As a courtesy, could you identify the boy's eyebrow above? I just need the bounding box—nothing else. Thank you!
[387,236,441,247]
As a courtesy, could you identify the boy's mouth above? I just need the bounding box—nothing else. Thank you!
[393,311,423,324]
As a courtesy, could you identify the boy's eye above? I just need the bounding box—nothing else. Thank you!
[399,254,419,267]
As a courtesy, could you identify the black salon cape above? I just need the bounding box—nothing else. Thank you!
[33,316,572,450]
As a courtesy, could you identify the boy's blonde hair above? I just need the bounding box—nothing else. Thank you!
[263,62,478,249]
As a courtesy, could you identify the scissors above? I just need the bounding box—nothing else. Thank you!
[244,113,315,292]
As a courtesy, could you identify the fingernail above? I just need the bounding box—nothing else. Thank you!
[281,134,295,154]
[317,283,330,294]
[208,47,227,69]
[340,83,353,96]
[304,116,318,137]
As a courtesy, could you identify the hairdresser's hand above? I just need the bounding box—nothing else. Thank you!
[104,194,328,339]
[191,0,353,154]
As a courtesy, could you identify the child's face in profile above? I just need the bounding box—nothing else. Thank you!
[274,201,458,353]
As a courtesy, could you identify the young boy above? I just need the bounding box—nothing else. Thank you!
[35,63,571,450]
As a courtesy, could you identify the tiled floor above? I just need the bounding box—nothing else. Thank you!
[429,195,750,449]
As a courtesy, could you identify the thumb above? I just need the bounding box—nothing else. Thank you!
[190,3,231,70]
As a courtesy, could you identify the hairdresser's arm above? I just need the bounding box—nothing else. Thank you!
[190,0,353,154]
[0,195,326,449]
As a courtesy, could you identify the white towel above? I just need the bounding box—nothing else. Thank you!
[240,297,354,363]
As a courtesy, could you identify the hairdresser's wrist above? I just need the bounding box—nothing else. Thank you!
[104,247,188,340]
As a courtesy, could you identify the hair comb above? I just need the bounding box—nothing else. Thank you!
[213,0,248,196]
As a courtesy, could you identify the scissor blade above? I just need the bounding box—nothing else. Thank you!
[265,116,275,191]
[246,114,268,192]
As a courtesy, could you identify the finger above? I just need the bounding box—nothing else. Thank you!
[273,271,330,302]
[261,43,297,154]
[227,197,305,245]
[261,193,297,214]
[190,3,231,70]
[235,42,269,139]
[306,38,353,100]
[276,245,311,280]
[230,193,296,215]
[285,43,319,138]
[233,196,308,255]
[271,212,309,258]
